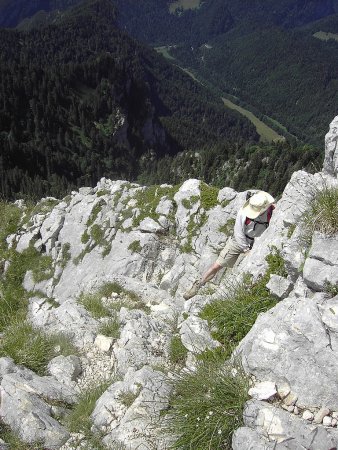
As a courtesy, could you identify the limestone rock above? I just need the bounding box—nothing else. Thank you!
[302,410,314,421]
[248,381,277,400]
[92,366,172,449]
[237,400,338,449]
[303,233,338,291]
[314,407,330,424]
[0,362,77,448]
[266,274,293,299]
[179,316,219,353]
[48,355,82,384]
[138,217,163,234]
[236,295,338,410]
[94,335,114,353]
[324,115,338,177]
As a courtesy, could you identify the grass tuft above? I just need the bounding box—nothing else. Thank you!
[0,321,78,375]
[167,358,250,450]
[169,335,188,366]
[98,314,120,339]
[303,186,338,236]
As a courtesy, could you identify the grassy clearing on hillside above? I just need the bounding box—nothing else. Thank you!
[313,31,338,42]
[222,98,284,143]
[169,0,201,13]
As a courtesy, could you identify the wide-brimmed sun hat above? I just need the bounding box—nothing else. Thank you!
[242,191,275,219]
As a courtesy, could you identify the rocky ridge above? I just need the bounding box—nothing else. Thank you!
[0,117,337,449]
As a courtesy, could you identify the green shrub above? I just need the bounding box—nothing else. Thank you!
[304,186,338,236]
[0,321,77,375]
[219,218,236,236]
[169,335,188,366]
[167,359,250,450]
[87,202,104,227]
[200,182,219,210]
[118,387,141,408]
[128,240,142,253]
[60,242,71,268]
[90,224,106,246]
[81,230,90,244]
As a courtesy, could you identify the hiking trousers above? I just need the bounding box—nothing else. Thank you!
[215,237,245,268]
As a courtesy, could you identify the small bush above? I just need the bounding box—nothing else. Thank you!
[81,230,90,244]
[304,186,338,236]
[200,182,219,210]
[167,359,250,450]
[169,335,188,366]
[90,224,106,246]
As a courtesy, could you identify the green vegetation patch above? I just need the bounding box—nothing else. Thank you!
[78,291,111,319]
[0,321,78,376]
[118,387,141,408]
[0,422,44,450]
[87,201,105,227]
[200,248,285,356]
[98,314,120,339]
[303,186,338,236]
[167,358,250,450]
[128,240,142,253]
[132,185,180,227]
[219,218,236,236]
[66,380,112,436]
[200,182,219,210]
[169,335,188,366]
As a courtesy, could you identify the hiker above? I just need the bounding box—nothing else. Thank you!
[183,190,275,300]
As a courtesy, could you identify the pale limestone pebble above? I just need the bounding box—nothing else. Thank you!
[332,418,338,427]
[323,416,333,427]
[293,406,299,415]
[302,410,314,421]
[314,407,330,424]
[94,335,114,353]
[283,391,298,406]
[332,412,338,419]
[276,381,291,399]
[248,381,277,401]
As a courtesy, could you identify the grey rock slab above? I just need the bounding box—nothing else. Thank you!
[303,232,338,291]
[113,309,171,375]
[236,295,338,410]
[242,399,338,449]
[28,298,99,349]
[248,381,277,400]
[0,363,78,448]
[138,217,163,233]
[48,355,82,384]
[232,427,274,450]
[179,316,219,353]
[324,115,338,177]
[92,366,172,450]
[266,274,293,299]
[40,208,65,254]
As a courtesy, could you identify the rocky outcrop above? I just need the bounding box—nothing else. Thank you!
[0,119,338,448]
[324,115,338,177]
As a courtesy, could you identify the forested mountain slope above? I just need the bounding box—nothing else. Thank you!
[114,0,338,147]
[0,0,259,199]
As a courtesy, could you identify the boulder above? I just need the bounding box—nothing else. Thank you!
[266,274,293,299]
[236,295,338,410]
[303,232,338,291]
[47,355,82,384]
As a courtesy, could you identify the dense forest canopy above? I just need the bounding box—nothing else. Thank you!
[0,0,260,199]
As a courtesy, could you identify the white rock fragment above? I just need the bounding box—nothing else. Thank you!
[283,392,298,406]
[94,335,114,353]
[266,274,293,299]
[277,382,291,399]
[248,381,277,401]
[314,407,330,424]
[323,416,332,427]
[302,410,314,421]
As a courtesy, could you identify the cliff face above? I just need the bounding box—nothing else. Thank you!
[0,118,337,449]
